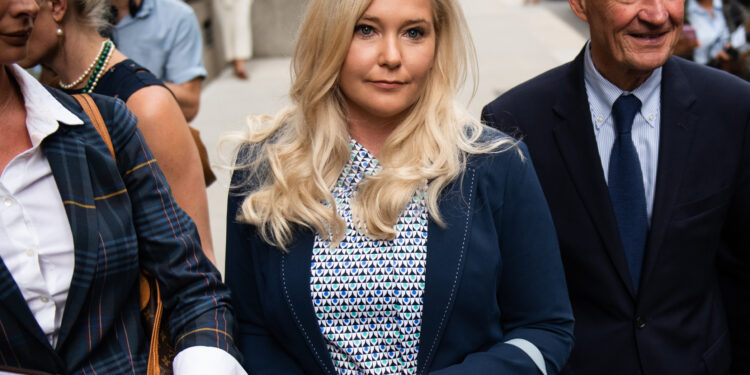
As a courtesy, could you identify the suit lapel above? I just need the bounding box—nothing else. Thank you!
[417,167,476,374]
[551,51,636,297]
[640,58,698,288]
[0,261,53,351]
[281,231,336,375]
[42,127,100,351]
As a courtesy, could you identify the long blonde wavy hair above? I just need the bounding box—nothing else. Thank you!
[229,0,515,250]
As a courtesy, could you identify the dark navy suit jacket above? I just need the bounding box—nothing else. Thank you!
[0,91,239,373]
[482,51,750,375]
[225,133,575,374]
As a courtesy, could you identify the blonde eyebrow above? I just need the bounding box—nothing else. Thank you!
[359,15,431,26]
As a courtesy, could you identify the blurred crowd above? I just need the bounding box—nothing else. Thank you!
[676,0,750,79]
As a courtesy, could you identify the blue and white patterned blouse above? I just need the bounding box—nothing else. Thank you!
[311,140,428,375]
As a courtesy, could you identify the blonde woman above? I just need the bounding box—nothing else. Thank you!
[225,0,574,374]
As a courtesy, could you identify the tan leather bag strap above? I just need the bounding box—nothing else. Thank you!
[140,273,164,375]
[72,93,164,375]
[72,94,115,160]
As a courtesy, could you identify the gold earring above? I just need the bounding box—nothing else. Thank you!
[56,27,64,37]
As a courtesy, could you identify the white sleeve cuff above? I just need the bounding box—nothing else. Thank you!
[173,346,247,375]
[505,338,547,375]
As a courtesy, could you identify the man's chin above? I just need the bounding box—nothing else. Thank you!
[627,52,671,72]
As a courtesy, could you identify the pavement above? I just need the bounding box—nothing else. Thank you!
[191,0,588,274]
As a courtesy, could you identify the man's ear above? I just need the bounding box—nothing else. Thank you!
[49,0,68,23]
[568,0,588,23]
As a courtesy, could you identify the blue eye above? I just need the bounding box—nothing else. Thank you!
[355,24,374,36]
[405,28,424,39]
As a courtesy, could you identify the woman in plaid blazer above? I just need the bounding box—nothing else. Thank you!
[0,0,243,372]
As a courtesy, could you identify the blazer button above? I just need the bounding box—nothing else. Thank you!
[635,316,647,329]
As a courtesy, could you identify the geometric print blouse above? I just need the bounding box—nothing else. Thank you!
[311,139,428,375]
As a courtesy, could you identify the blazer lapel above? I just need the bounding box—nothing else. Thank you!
[42,127,101,351]
[639,58,698,288]
[417,167,476,374]
[550,51,637,298]
[281,231,337,375]
[0,261,53,351]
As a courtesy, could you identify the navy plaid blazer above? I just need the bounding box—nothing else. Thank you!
[0,90,240,374]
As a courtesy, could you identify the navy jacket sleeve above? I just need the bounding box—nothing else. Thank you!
[431,143,574,374]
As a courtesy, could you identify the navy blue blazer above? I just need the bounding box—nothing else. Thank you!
[482,51,750,375]
[225,132,575,374]
[0,91,240,373]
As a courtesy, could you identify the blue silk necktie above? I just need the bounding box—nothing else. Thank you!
[608,94,648,292]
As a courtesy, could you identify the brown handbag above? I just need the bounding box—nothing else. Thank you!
[188,126,216,186]
[72,94,175,375]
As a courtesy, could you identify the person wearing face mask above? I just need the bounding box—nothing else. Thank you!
[224,0,574,374]
[0,0,243,373]
[482,0,750,373]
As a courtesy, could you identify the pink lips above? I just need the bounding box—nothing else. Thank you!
[369,81,406,89]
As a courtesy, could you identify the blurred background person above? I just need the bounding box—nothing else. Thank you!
[683,0,750,77]
[19,0,216,261]
[213,0,253,79]
[687,0,733,64]
[109,0,205,121]
[224,0,574,373]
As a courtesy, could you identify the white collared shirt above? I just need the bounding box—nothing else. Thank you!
[1,65,83,348]
[583,43,661,221]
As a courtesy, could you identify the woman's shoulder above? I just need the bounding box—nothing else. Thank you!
[47,87,139,149]
[94,59,165,102]
[48,86,129,125]
[466,125,528,171]
[463,127,542,207]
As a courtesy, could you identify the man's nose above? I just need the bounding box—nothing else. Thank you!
[639,0,670,25]
[9,0,39,20]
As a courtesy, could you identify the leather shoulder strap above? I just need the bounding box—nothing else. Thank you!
[72,94,115,160]
[73,94,168,375]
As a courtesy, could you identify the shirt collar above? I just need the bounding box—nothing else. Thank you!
[583,42,662,130]
[117,0,152,26]
[9,64,83,147]
[344,138,380,183]
[134,0,153,19]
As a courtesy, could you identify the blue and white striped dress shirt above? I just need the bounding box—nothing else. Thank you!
[583,43,661,221]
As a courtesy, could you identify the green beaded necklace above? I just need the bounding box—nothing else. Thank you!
[81,40,114,93]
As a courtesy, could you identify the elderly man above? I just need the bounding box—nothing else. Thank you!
[482,0,750,374]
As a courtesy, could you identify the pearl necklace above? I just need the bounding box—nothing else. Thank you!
[58,39,111,90]
[81,40,114,93]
